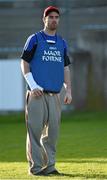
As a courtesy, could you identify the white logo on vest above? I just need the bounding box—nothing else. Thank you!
[42,50,62,62]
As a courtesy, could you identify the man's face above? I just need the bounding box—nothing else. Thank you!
[43,12,60,31]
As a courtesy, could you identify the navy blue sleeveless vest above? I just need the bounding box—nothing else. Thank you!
[29,31,64,93]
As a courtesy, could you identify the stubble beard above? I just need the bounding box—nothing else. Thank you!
[49,24,57,31]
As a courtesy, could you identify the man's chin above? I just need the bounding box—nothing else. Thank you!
[50,27,57,31]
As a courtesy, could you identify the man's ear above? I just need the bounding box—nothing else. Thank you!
[42,17,46,24]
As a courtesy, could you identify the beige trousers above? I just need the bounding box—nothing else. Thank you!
[25,91,61,174]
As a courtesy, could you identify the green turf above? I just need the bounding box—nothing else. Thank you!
[0,111,107,179]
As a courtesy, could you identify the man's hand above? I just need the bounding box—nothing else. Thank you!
[64,89,72,104]
[31,88,43,97]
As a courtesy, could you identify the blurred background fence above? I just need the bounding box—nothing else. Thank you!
[0,0,107,111]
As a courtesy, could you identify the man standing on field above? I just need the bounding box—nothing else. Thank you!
[21,6,72,176]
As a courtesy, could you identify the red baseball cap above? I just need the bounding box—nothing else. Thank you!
[43,6,60,17]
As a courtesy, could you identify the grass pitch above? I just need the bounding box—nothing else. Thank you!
[0,110,107,179]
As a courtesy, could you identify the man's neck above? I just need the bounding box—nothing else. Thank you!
[43,28,56,36]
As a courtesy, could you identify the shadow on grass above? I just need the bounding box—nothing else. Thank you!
[58,159,107,164]
[47,173,107,179]
[1,158,107,163]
